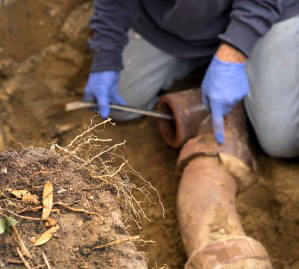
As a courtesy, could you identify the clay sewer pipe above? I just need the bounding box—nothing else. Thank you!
[157,89,208,149]
[158,90,272,269]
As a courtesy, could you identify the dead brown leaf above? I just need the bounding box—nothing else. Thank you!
[42,181,53,220]
[11,190,39,204]
[34,225,59,246]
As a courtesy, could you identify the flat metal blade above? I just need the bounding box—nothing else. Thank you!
[65,101,174,120]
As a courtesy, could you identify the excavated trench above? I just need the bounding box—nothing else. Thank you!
[1,1,299,268]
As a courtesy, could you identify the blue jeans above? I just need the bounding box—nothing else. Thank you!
[245,14,299,158]
[114,15,299,158]
[111,31,207,120]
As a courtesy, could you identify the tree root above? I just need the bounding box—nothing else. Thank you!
[91,235,140,251]
[54,202,100,217]
[11,226,32,259]
[16,247,32,269]
[51,117,164,227]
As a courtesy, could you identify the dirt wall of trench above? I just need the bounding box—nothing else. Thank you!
[1,1,299,269]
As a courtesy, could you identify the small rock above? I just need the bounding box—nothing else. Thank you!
[1,167,7,174]
[44,218,58,228]
[0,57,17,78]
[86,193,94,200]
[49,8,58,17]
[57,188,67,194]
[54,123,75,135]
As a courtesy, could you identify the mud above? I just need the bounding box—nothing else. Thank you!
[0,1,299,269]
[0,147,146,268]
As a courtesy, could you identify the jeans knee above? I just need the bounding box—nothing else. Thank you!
[258,132,299,158]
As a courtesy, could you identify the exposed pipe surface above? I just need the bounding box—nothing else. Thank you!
[170,98,272,268]
[157,89,208,148]
[178,157,272,269]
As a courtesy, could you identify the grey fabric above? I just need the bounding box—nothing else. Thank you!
[113,16,299,159]
[110,31,206,121]
[245,14,299,158]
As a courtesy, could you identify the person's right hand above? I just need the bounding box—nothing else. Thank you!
[83,71,126,118]
[201,44,249,144]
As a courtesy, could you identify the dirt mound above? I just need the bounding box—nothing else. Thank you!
[0,146,147,268]
[237,155,299,269]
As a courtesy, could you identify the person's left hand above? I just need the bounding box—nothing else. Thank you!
[201,44,250,144]
[83,71,126,118]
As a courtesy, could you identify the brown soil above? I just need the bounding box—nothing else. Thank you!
[1,1,299,269]
[0,147,146,268]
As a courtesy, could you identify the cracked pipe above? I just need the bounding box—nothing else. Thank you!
[176,104,272,269]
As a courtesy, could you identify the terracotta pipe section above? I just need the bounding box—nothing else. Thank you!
[157,89,208,148]
[177,104,256,191]
[176,104,272,268]
[178,157,244,253]
[178,158,272,269]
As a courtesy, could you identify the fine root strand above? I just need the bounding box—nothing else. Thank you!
[91,235,140,251]
[16,247,32,269]
[11,226,32,259]
[51,117,164,227]
[42,251,51,269]
[54,202,100,217]
[0,208,41,221]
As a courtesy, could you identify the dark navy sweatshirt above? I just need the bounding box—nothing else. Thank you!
[89,0,299,72]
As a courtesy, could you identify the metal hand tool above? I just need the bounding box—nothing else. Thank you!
[65,101,174,120]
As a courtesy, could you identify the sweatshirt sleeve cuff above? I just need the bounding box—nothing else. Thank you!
[219,18,262,58]
[90,49,123,72]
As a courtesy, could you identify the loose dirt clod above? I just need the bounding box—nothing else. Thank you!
[44,218,58,228]
[0,119,150,268]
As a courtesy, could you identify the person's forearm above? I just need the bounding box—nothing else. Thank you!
[219,0,283,57]
[89,0,139,71]
[216,43,246,63]
[90,0,139,51]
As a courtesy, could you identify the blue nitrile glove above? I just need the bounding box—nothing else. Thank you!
[201,55,250,144]
[83,71,126,118]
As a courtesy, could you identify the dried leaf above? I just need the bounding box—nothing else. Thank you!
[11,190,39,204]
[42,181,53,220]
[12,190,28,199]
[34,225,59,246]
